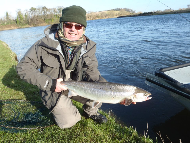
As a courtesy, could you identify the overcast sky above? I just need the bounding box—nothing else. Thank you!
[0,0,190,18]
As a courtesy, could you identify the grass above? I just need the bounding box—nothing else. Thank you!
[0,40,155,142]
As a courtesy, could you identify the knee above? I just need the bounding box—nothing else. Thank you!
[57,116,81,129]
[52,108,81,129]
[52,95,81,129]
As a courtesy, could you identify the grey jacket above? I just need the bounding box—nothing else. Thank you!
[16,24,106,110]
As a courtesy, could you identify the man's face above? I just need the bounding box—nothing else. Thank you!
[63,22,84,41]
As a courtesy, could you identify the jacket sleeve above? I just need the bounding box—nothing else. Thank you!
[16,41,54,91]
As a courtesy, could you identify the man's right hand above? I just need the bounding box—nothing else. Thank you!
[55,78,68,92]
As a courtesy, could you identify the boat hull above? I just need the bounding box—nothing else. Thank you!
[146,63,190,111]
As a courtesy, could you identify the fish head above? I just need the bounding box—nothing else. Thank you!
[132,88,152,102]
[134,87,151,96]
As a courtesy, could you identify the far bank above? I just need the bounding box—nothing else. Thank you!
[1,8,190,31]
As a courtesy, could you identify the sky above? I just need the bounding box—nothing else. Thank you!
[0,0,190,19]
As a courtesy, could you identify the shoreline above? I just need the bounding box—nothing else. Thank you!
[0,23,48,31]
[117,10,190,18]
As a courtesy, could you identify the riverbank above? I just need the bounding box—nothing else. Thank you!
[0,23,48,31]
[0,40,154,142]
[117,10,190,18]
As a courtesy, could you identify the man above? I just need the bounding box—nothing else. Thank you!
[17,5,108,129]
[16,5,143,129]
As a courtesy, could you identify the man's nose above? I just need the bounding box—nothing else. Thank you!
[71,25,76,31]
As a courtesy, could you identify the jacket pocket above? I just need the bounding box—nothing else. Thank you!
[43,54,59,68]
[42,54,60,78]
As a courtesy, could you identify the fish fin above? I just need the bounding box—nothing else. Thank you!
[68,90,77,98]
[92,101,101,108]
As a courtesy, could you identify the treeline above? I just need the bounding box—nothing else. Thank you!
[0,6,136,29]
[1,6,64,26]
[87,8,136,20]
[0,6,190,30]
[118,7,190,18]
[153,8,190,15]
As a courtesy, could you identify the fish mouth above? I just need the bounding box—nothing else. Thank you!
[135,92,151,97]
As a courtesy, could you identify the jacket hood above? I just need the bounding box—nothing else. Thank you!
[37,24,60,51]
[44,24,58,36]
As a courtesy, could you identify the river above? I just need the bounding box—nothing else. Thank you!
[0,13,190,142]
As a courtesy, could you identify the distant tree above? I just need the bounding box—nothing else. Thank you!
[111,8,135,13]
[163,9,172,12]
[30,7,37,17]
[16,10,24,25]
[29,7,38,25]
[24,11,29,25]
[42,6,48,16]
[6,12,10,21]
[57,6,64,16]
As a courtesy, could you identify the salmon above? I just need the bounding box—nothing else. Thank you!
[61,81,151,106]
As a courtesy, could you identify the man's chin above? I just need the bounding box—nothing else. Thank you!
[67,37,79,41]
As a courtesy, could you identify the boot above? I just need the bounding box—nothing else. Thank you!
[82,111,107,124]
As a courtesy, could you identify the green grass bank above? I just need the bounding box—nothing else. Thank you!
[0,40,155,142]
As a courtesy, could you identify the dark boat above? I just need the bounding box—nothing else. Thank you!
[146,63,190,111]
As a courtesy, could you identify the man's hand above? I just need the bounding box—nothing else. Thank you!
[120,99,136,106]
[120,96,151,106]
[55,78,68,92]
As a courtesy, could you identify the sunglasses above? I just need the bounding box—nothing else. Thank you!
[64,23,83,30]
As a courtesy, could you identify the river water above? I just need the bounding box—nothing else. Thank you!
[0,13,190,142]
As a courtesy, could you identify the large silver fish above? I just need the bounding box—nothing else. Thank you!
[61,81,151,106]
